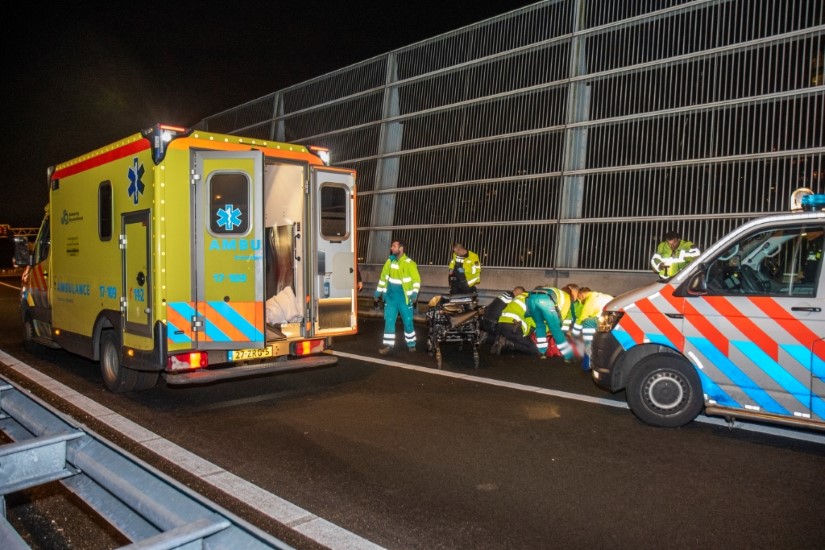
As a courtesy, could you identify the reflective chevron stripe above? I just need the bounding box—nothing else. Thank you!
[167,301,264,345]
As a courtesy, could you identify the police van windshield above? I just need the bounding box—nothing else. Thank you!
[703,225,823,297]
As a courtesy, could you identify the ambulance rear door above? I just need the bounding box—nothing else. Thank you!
[682,220,825,422]
[190,150,266,352]
[309,167,357,336]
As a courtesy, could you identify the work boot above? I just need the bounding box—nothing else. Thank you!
[378,345,393,355]
[490,335,505,355]
[407,346,417,353]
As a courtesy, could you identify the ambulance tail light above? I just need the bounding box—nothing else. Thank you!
[167,352,208,372]
[292,339,326,357]
[597,311,624,333]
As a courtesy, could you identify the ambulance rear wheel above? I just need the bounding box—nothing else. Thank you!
[626,355,703,428]
[133,370,159,391]
[100,330,137,393]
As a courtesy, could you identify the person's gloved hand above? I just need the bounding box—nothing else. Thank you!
[374,290,381,301]
[410,292,418,303]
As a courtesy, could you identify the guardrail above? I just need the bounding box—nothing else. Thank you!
[0,377,292,549]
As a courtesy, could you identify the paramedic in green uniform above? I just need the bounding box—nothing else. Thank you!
[375,240,421,355]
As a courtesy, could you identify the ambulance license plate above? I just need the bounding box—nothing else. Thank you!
[229,345,275,361]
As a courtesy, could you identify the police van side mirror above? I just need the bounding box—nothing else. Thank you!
[12,237,32,267]
[686,269,708,296]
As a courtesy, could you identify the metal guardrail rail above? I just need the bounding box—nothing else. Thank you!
[0,377,292,549]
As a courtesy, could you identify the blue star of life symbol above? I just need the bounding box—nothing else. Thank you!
[216,204,242,231]
[127,158,145,205]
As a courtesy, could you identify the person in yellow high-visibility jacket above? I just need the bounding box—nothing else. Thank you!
[571,287,614,370]
[375,239,421,355]
[651,230,701,280]
[448,243,481,295]
[490,288,537,355]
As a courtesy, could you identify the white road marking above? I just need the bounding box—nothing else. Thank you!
[333,350,628,409]
[333,351,825,446]
[0,280,21,291]
[0,349,384,550]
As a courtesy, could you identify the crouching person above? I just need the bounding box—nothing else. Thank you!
[525,286,575,361]
[571,287,614,370]
[490,289,537,355]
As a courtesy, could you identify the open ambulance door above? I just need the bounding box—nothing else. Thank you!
[191,150,266,351]
[310,166,357,336]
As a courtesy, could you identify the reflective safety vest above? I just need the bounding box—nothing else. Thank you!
[449,250,481,287]
[651,240,701,279]
[498,292,534,336]
[376,253,421,304]
[577,291,614,321]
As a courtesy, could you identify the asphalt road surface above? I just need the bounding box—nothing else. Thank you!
[1,279,823,549]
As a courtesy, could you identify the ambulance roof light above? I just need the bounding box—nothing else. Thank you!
[309,145,330,166]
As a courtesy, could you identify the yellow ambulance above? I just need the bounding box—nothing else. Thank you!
[17,124,357,392]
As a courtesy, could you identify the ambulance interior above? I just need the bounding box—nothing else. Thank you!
[262,162,305,340]
[702,225,824,296]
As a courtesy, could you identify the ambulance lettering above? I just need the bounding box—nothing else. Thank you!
[56,281,91,296]
[208,239,262,251]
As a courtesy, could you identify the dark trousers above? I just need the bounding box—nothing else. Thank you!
[496,322,538,355]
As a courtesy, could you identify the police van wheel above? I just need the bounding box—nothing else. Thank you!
[626,355,703,428]
[100,330,137,393]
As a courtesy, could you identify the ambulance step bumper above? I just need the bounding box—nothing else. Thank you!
[163,354,338,386]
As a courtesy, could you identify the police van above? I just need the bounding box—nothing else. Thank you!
[591,190,825,430]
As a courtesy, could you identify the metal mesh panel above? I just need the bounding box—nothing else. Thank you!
[397,44,571,114]
[394,1,573,80]
[199,0,825,272]
[282,59,386,111]
[282,92,383,139]
[389,132,566,189]
[390,224,561,269]
[198,96,276,135]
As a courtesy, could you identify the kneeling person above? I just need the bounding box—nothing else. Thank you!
[491,289,537,355]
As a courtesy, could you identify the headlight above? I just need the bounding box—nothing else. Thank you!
[597,311,624,332]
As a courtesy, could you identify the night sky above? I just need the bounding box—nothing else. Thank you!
[2,1,536,228]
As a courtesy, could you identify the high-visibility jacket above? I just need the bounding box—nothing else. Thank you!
[376,253,421,304]
[577,291,614,322]
[497,291,535,336]
[531,287,574,321]
[651,240,701,279]
[449,250,481,288]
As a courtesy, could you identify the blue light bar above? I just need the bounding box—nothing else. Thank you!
[800,194,825,211]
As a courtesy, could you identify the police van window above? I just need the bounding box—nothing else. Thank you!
[209,172,250,235]
[99,180,113,241]
[705,225,822,297]
[319,184,349,240]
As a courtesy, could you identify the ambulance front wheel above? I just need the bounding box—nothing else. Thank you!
[23,316,40,353]
[626,354,703,428]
